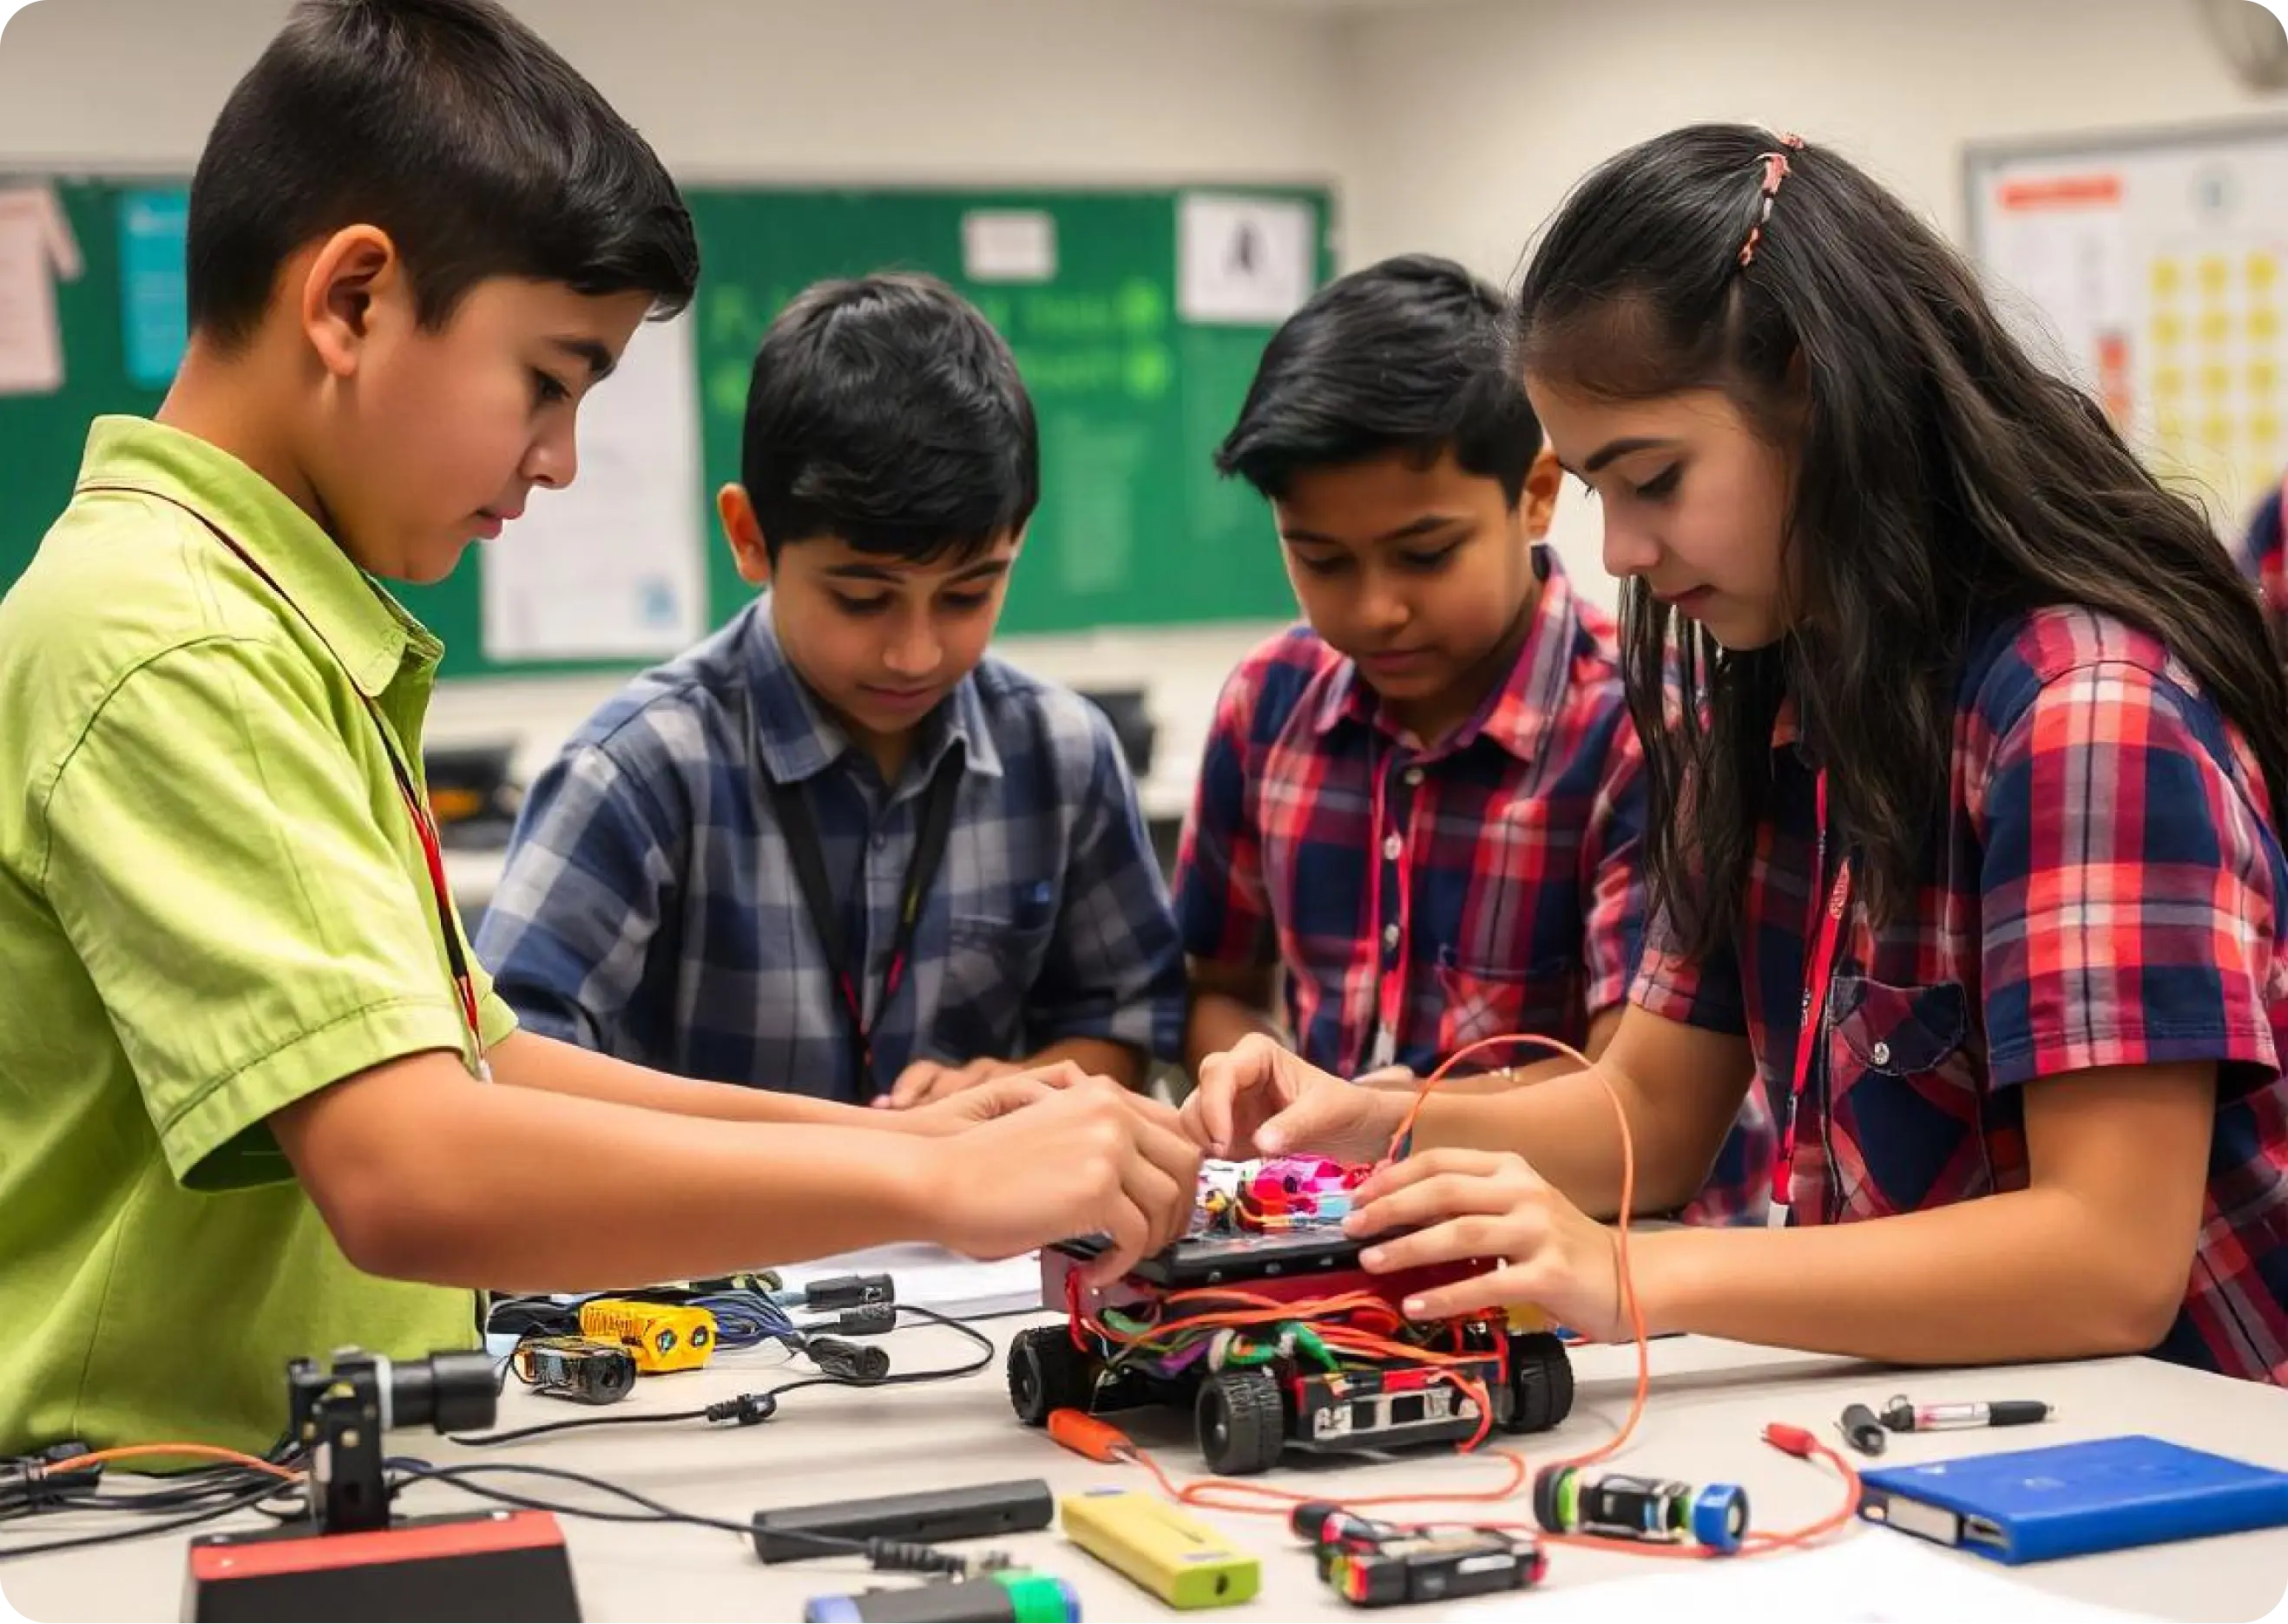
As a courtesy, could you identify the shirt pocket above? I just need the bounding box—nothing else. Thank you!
[1431,950,1581,1059]
[1822,976,1991,1220]
[932,913,1056,1061]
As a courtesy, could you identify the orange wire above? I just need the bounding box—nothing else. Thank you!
[1077,1028,1859,1560]
[31,1444,304,1483]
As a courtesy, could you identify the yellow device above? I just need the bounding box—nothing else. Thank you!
[576,1299,716,1374]
[1058,1487,1259,1609]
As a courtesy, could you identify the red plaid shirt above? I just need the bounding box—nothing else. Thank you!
[1177,550,1774,1226]
[1635,607,2288,1383]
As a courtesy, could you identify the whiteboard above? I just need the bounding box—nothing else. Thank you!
[1965,119,2288,531]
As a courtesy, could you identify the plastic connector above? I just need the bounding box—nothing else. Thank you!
[810,1338,892,1384]
[706,1393,780,1427]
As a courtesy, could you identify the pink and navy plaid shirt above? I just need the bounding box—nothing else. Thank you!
[1176,550,1774,1226]
[1635,606,2288,1384]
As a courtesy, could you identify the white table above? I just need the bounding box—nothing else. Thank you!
[4,1319,2285,1622]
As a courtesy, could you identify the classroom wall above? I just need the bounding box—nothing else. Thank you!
[0,0,1351,811]
[10,0,2287,819]
[1337,0,2288,604]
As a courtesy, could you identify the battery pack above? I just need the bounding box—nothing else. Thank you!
[1057,1488,1259,1609]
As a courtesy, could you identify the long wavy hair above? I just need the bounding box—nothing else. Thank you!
[1515,124,2288,957]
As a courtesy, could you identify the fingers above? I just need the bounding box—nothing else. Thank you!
[963,1075,1051,1120]
[1081,1189,1152,1287]
[1389,1261,1543,1323]
[1348,1162,1539,1256]
[1188,1032,1286,1154]
[1351,1147,1521,1206]
[888,1061,949,1109]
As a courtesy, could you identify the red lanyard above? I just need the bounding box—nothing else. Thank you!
[1775,768,1851,1206]
[1363,746,1418,1074]
[119,490,492,1082]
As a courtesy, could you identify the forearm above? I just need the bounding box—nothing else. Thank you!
[490,1030,883,1128]
[1185,989,1281,1080]
[1630,1190,2181,1364]
[1413,1062,1715,1219]
[299,1064,938,1292]
[1022,1036,1146,1090]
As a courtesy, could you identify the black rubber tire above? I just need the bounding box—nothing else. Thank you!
[1503,1331,1576,1434]
[1007,1324,1096,1426]
[1196,1368,1286,1476]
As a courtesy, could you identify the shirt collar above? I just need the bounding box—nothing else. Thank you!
[74,416,428,697]
[745,595,1003,792]
[1312,546,1582,764]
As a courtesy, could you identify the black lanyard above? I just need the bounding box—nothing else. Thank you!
[91,486,490,1079]
[766,749,963,1097]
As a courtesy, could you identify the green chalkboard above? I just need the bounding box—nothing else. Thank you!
[1,176,1331,678]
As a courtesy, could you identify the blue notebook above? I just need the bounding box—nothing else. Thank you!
[1857,1435,2288,1564]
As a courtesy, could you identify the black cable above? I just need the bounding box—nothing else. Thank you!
[0,1477,286,1563]
[450,1303,996,1449]
[387,1460,966,1575]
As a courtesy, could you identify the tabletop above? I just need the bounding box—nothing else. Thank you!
[4,1316,2285,1623]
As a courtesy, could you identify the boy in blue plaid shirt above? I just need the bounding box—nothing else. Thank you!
[477,273,1186,1108]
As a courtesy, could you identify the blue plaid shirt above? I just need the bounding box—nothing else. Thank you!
[473,597,1187,1101]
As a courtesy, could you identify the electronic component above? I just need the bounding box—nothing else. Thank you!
[577,1299,716,1374]
[1533,1465,1748,1554]
[512,1337,637,1406]
[1057,1487,1259,1609]
[1840,1402,1888,1456]
[802,1571,1081,1623]
[188,1348,580,1622]
[751,1481,1056,1565]
[1290,1502,1545,1608]
[774,1272,894,1312]
[0,1442,102,1512]
[808,1336,891,1383]
[1046,1409,1134,1463]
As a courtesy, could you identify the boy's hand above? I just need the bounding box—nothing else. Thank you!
[882,1055,1022,1109]
[920,1079,1202,1285]
[1352,1064,1419,1090]
[1343,1147,1625,1342]
[891,1062,1095,1135]
[1181,1033,1405,1163]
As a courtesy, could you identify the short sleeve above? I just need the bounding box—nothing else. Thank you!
[43,636,490,1190]
[1628,886,1749,1036]
[1172,659,1279,967]
[1976,658,2282,1092]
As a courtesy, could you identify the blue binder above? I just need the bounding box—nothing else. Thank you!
[1857,1435,2288,1564]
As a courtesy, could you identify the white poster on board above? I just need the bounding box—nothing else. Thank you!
[0,183,80,398]
[1178,193,1313,325]
[481,310,707,662]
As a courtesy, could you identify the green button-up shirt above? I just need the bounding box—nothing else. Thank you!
[0,417,516,1456]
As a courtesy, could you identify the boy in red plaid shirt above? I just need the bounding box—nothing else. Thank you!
[1174,254,1772,1226]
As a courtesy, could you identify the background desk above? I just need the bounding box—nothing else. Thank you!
[4,1323,2285,1623]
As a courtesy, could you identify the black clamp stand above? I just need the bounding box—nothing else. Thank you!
[184,1349,583,1622]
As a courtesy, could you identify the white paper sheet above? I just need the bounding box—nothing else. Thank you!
[1178,192,1313,325]
[963,210,1056,284]
[480,309,706,661]
[1476,1528,2158,1624]
[0,182,80,398]
[773,1244,1045,1322]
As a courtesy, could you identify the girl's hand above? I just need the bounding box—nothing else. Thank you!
[1343,1147,1628,1342]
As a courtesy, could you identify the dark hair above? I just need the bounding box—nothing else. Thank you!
[1216,253,1541,503]
[187,0,697,348]
[741,273,1039,563]
[1516,123,2288,959]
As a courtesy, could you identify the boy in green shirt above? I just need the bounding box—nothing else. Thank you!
[0,0,1194,1458]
